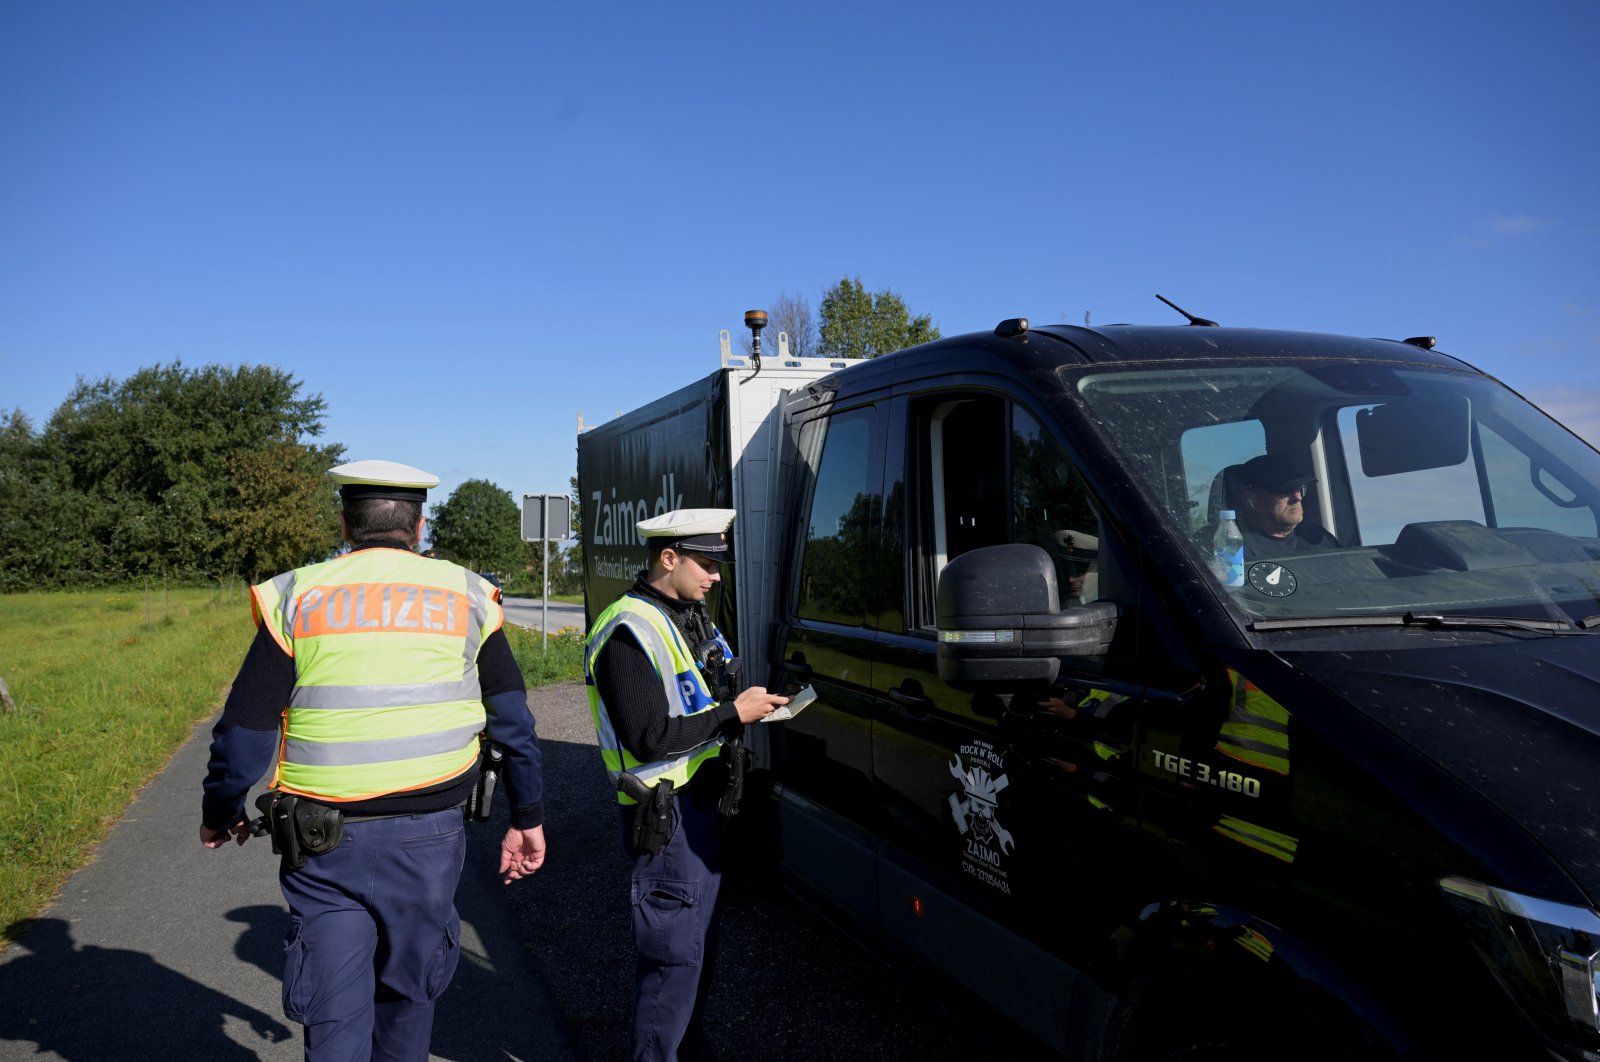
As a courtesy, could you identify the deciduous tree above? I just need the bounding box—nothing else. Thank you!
[214,440,343,583]
[740,292,817,359]
[0,363,343,587]
[429,480,525,577]
[817,277,940,360]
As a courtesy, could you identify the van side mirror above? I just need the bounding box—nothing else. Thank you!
[935,544,1119,689]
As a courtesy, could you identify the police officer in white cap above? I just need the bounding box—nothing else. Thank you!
[583,508,787,1061]
[199,459,548,1062]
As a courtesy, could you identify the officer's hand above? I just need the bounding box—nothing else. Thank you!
[499,825,547,884]
[199,818,251,849]
[1036,696,1078,720]
[733,686,787,724]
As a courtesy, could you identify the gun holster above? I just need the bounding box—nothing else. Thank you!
[465,739,504,823]
[716,737,749,829]
[617,772,675,856]
[252,791,344,872]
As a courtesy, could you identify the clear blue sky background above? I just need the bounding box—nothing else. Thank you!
[4,1,1597,516]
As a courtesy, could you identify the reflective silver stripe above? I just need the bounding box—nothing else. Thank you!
[588,610,681,710]
[586,609,722,787]
[586,613,684,764]
[616,740,722,788]
[285,724,483,767]
[463,575,490,673]
[1229,713,1289,736]
[271,570,298,645]
[1221,734,1289,757]
[289,677,483,710]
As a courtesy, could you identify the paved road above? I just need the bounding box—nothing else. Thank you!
[0,681,1037,1061]
[500,595,584,633]
[499,683,1033,1061]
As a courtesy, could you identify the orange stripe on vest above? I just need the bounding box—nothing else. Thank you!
[293,583,468,637]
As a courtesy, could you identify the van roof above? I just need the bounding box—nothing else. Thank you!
[793,324,1485,408]
[1023,324,1479,371]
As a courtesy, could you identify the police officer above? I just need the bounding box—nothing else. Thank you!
[584,508,787,1062]
[199,459,547,1062]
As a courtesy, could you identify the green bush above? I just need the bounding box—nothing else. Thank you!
[505,625,585,687]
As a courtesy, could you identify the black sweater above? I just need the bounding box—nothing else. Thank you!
[593,575,743,762]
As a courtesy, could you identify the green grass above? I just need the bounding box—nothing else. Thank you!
[0,586,585,945]
[0,586,252,943]
[506,624,586,687]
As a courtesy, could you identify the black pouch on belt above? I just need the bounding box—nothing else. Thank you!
[618,773,675,856]
[253,791,344,872]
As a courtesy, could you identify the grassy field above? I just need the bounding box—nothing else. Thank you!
[0,586,586,945]
[0,586,250,942]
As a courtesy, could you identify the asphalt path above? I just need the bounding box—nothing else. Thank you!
[501,682,1031,1061]
[0,700,575,1062]
[499,595,584,633]
[0,681,1035,1061]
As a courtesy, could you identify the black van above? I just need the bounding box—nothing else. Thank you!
[764,321,1600,1059]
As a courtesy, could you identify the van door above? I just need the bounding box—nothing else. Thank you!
[772,401,889,924]
[870,389,1146,963]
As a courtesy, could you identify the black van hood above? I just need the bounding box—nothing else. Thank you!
[1282,633,1600,901]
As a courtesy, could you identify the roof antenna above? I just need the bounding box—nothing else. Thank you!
[1155,294,1219,327]
[744,309,768,382]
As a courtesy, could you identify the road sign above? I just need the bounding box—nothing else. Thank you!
[522,493,571,542]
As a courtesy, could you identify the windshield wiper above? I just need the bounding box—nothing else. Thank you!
[1251,611,1576,633]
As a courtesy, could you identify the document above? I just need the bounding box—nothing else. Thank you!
[761,683,816,723]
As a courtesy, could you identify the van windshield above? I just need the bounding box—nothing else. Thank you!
[1075,362,1600,626]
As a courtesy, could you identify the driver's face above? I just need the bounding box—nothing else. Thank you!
[1245,485,1307,538]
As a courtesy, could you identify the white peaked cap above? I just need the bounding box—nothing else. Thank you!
[636,508,737,556]
[329,459,440,500]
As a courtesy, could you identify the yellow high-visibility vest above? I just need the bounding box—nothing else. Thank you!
[1216,670,1291,776]
[251,547,499,802]
[584,594,727,805]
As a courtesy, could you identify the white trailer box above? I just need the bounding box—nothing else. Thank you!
[577,336,858,749]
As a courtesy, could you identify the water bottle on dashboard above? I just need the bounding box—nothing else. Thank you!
[1212,510,1245,587]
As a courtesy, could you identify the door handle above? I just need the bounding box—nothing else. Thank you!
[784,658,813,682]
[888,686,934,717]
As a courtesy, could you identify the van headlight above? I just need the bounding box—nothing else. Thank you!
[1440,876,1600,1053]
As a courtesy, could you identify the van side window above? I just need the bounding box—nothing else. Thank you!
[1478,422,1599,538]
[795,408,880,626]
[909,395,1103,628]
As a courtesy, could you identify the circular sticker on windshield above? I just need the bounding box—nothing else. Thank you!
[1247,561,1298,597]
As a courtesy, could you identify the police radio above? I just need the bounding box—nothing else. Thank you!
[693,638,742,701]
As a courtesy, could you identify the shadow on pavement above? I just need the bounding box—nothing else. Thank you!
[0,917,293,1061]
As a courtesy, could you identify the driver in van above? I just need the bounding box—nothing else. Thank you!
[1235,453,1339,559]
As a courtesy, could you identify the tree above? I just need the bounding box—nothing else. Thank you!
[817,277,940,360]
[429,480,525,576]
[0,409,101,590]
[213,440,343,583]
[1,363,343,587]
[740,292,817,359]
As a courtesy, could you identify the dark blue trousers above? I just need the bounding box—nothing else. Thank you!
[621,794,724,1062]
[279,807,465,1062]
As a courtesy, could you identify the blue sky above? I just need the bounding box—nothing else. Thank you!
[3,1,1597,515]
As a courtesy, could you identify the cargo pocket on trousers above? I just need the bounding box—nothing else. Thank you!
[281,919,310,1022]
[423,917,462,1001]
[631,878,701,967]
